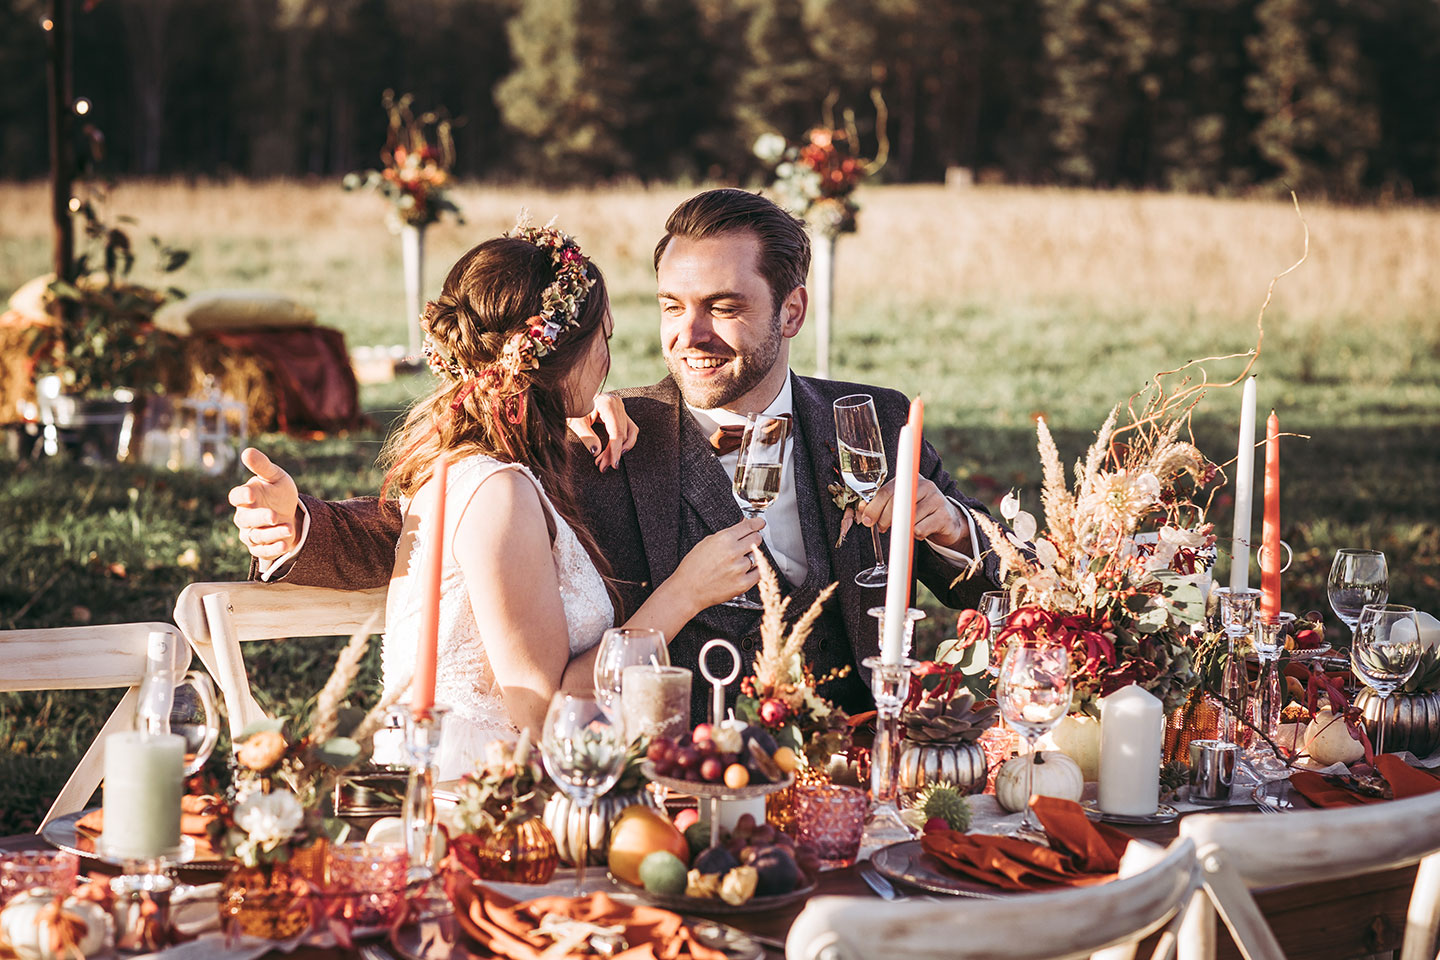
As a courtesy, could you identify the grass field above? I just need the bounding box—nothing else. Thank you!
[2,180,1437,833]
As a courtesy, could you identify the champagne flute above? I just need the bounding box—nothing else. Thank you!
[1328,549,1388,640]
[997,639,1073,841]
[834,395,889,588]
[539,692,627,894]
[1350,604,1421,756]
[979,590,1011,675]
[723,412,790,609]
[592,627,668,715]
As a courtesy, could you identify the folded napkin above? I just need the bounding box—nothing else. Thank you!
[1289,754,1440,808]
[449,882,730,960]
[919,796,1132,892]
[77,796,220,857]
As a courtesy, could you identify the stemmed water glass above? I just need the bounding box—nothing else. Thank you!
[1351,604,1422,756]
[997,639,1073,840]
[834,395,889,588]
[592,627,669,715]
[168,671,220,776]
[724,412,791,609]
[1328,549,1388,640]
[539,692,627,894]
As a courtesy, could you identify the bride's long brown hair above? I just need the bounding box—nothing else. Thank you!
[380,236,618,609]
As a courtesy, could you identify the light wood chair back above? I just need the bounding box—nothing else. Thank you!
[173,581,386,738]
[0,622,191,828]
[1178,790,1440,960]
[786,837,1197,960]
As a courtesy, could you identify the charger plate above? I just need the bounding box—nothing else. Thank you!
[868,841,1007,900]
[1080,800,1179,825]
[42,809,216,870]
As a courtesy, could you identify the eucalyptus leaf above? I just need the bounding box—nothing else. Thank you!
[237,717,287,740]
[315,737,362,768]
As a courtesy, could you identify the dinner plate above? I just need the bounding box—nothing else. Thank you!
[607,873,816,914]
[41,809,223,871]
[1080,800,1179,825]
[868,841,1007,900]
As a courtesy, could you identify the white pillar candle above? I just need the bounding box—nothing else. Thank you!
[1229,376,1257,591]
[880,423,919,664]
[1097,685,1163,816]
[621,664,692,743]
[100,730,185,861]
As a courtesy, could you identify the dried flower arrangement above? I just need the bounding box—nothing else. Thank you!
[343,90,462,230]
[452,731,553,834]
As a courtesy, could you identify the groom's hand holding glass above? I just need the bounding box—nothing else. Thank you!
[856,477,973,552]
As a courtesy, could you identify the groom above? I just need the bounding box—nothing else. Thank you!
[232,189,1004,720]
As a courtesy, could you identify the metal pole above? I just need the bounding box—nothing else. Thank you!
[812,230,836,379]
[45,0,75,285]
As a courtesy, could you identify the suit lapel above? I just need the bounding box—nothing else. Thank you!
[621,379,684,583]
[786,376,835,595]
[678,403,747,536]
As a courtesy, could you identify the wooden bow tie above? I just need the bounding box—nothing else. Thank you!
[709,414,791,455]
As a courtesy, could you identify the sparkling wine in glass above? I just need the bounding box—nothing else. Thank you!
[723,412,790,609]
[1328,549,1388,639]
[539,693,627,894]
[979,590,1011,675]
[1351,604,1421,756]
[997,639,1073,841]
[834,395,890,588]
[592,627,668,716]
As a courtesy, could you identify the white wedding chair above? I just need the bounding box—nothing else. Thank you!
[1178,790,1440,960]
[173,581,386,738]
[0,621,191,828]
[786,837,1197,960]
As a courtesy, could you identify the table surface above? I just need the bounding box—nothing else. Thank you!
[3,807,1419,960]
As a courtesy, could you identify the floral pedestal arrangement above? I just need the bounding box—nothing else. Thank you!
[447,734,558,886]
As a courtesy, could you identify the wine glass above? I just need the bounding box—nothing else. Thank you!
[723,412,790,609]
[592,627,668,715]
[979,590,1011,675]
[996,639,1073,840]
[169,671,220,776]
[1350,604,1422,756]
[539,692,627,894]
[1328,549,1388,639]
[833,395,889,588]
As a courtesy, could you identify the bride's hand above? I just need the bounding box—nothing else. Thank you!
[667,517,766,611]
[567,393,638,472]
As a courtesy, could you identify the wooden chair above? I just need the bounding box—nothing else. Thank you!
[1178,790,1440,960]
[0,622,191,828]
[173,581,386,738]
[785,838,1198,960]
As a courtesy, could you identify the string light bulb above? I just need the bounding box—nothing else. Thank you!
[41,17,53,30]
[74,98,91,116]
[68,197,81,213]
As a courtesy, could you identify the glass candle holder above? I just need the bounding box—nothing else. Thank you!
[325,841,410,933]
[0,850,79,907]
[795,783,868,869]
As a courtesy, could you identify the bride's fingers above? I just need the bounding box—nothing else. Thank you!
[568,416,603,458]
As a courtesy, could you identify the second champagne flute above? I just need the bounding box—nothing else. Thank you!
[723,412,790,609]
[833,394,889,588]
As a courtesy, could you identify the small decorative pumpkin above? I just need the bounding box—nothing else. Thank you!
[0,890,109,960]
[543,786,659,866]
[1038,713,1102,781]
[994,751,1084,813]
[1303,708,1365,766]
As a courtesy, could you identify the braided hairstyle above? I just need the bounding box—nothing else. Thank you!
[380,236,618,607]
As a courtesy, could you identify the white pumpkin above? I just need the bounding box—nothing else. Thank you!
[0,890,109,960]
[1303,708,1365,766]
[994,751,1085,813]
[1038,714,1102,781]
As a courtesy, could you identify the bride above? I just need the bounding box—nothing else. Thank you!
[379,221,761,778]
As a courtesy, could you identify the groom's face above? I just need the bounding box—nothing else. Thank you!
[657,230,792,411]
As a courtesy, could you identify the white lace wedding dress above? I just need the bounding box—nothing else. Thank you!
[379,455,613,780]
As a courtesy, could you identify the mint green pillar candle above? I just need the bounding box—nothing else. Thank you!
[100,731,184,861]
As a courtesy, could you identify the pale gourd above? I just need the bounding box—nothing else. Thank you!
[0,890,109,960]
[1303,708,1365,766]
[995,751,1084,813]
[1038,714,1102,781]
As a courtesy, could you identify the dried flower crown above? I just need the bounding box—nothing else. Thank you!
[421,215,595,383]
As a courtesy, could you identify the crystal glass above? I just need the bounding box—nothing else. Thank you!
[398,703,449,886]
[1213,586,1261,743]
[1328,549,1388,639]
[0,850,78,907]
[724,412,791,609]
[539,692,627,894]
[997,639,1073,840]
[325,841,409,933]
[795,782,868,868]
[170,671,220,776]
[1249,613,1295,776]
[979,590,1011,675]
[1351,603,1422,756]
[834,394,889,588]
[592,627,669,715]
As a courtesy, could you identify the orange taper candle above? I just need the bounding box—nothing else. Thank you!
[412,455,448,715]
[1259,411,1281,618]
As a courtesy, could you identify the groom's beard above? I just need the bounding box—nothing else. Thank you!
[665,316,783,411]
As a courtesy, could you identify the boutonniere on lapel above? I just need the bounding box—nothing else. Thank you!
[825,442,861,547]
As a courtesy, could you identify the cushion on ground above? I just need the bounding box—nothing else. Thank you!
[153,290,316,335]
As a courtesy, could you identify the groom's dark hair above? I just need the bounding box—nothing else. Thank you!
[654,189,810,312]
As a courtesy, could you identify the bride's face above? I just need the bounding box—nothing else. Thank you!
[564,307,614,416]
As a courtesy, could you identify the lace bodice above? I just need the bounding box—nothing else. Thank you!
[381,455,612,778]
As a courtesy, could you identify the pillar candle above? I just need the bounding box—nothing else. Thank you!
[412,455,448,715]
[100,731,184,861]
[1229,377,1257,591]
[1259,411,1281,619]
[881,399,924,664]
[1097,685,1163,816]
[621,664,692,742]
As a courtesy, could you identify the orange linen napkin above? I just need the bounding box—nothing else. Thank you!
[919,796,1132,892]
[1289,755,1440,808]
[449,882,731,960]
[76,795,220,857]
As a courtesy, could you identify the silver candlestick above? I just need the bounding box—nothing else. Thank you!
[398,703,449,885]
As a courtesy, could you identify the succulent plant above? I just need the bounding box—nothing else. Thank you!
[914,781,972,832]
[1402,646,1440,695]
[902,690,999,744]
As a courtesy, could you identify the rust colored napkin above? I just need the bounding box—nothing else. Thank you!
[919,796,1133,892]
[449,882,731,960]
[1289,755,1440,808]
[76,795,220,857]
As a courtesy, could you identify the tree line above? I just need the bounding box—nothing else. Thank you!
[3,0,1439,199]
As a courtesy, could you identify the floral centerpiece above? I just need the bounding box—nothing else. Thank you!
[343,90,462,231]
[447,732,560,885]
[897,653,999,797]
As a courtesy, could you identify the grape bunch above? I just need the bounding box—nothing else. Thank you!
[645,720,799,787]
